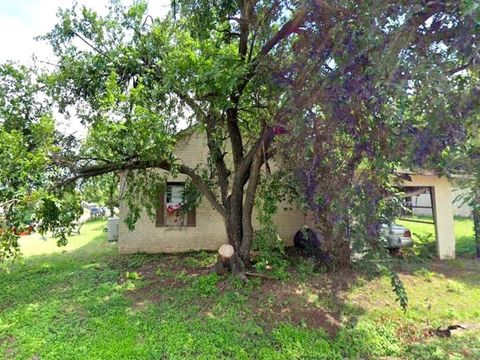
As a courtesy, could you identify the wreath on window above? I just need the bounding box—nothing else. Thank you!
[166,203,182,215]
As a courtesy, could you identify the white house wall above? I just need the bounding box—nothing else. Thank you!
[411,188,472,218]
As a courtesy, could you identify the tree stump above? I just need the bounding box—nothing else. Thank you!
[214,244,247,280]
[218,244,234,262]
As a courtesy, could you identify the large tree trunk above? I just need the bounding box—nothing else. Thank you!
[319,215,352,269]
[239,151,262,267]
[224,150,263,271]
[224,196,249,276]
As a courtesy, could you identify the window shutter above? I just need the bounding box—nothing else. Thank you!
[155,190,165,227]
[186,208,196,227]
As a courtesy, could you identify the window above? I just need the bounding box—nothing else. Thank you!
[166,183,184,205]
[156,182,196,228]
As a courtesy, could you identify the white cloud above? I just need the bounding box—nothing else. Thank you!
[0,0,171,64]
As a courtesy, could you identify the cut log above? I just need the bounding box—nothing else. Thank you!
[218,244,235,262]
[215,244,247,281]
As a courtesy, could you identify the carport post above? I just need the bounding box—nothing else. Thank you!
[431,180,456,259]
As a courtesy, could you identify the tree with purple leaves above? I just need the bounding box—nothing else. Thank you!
[276,1,480,266]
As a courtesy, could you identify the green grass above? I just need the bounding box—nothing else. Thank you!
[1,220,479,359]
[16,219,111,257]
[397,216,477,257]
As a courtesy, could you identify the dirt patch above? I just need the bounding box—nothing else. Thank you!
[126,281,169,310]
[121,256,214,309]
[246,271,357,337]
[118,252,360,337]
[0,335,16,357]
[268,303,341,337]
[430,259,480,278]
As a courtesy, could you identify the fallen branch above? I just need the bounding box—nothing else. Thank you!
[245,272,275,280]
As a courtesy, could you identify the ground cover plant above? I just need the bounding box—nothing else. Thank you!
[1,219,479,359]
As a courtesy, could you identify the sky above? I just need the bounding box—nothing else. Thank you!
[0,0,171,64]
[0,0,171,137]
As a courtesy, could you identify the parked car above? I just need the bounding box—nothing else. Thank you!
[293,223,413,260]
[90,207,106,217]
[380,223,413,249]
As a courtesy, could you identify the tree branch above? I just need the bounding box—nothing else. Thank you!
[177,163,227,218]
[73,31,109,58]
[173,89,230,207]
[256,6,308,60]
[60,158,227,219]
[225,5,309,168]
[234,5,309,104]
[197,115,230,208]
[235,126,275,188]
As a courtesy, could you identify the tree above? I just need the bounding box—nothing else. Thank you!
[276,1,480,265]
[42,0,312,276]
[35,0,479,275]
[0,63,83,261]
[81,173,119,217]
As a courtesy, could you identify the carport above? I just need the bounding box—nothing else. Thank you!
[400,172,456,259]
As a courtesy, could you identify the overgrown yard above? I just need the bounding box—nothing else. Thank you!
[1,219,479,359]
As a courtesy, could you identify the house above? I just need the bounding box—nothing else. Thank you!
[118,131,306,254]
[410,187,472,217]
[118,131,462,260]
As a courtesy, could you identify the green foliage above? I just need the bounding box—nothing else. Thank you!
[0,231,20,262]
[294,258,317,281]
[81,173,119,216]
[0,63,76,259]
[122,170,167,230]
[125,271,142,280]
[390,270,408,312]
[180,179,203,215]
[253,175,290,280]
[34,192,83,246]
[182,251,216,268]
[336,319,401,358]
[266,325,341,359]
[191,274,219,297]
[125,253,151,268]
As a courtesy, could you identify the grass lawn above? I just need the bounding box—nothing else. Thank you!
[398,216,477,257]
[1,219,479,359]
[16,220,110,257]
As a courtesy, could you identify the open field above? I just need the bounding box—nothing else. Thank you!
[1,219,479,359]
